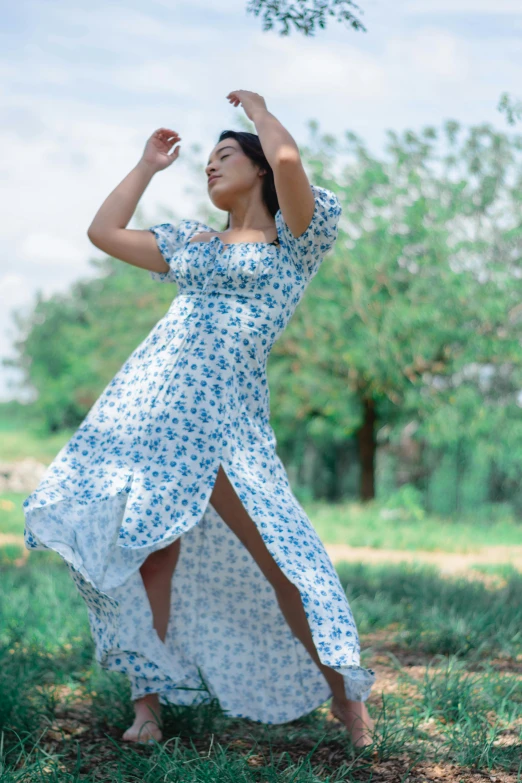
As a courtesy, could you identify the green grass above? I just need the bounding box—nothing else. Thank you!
[3,405,522,776]
[0,495,27,536]
[0,554,520,780]
[298,498,522,552]
[3,408,522,553]
[5,489,522,554]
[0,414,78,463]
[335,560,521,659]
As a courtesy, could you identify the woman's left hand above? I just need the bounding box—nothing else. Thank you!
[226,90,268,121]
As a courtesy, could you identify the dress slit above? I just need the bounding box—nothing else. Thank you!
[23,424,375,721]
[23,189,377,723]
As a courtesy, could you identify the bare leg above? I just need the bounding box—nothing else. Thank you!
[275,586,375,747]
[140,538,181,640]
[122,538,181,744]
[209,465,375,748]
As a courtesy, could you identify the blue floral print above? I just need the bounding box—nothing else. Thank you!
[22,184,376,724]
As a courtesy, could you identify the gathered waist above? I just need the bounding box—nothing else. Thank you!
[167,293,272,364]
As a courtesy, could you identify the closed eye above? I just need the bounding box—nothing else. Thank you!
[206,153,229,172]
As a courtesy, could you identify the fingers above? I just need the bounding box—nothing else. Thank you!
[153,128,182,155]
[154,128,181,141]
[226,90,243,105]
[154,128,180,135]
[226,90,260,107]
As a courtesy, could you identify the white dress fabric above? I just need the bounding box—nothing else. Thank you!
[22,184,376,724]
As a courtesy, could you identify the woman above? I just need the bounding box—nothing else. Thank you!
[22,90,376,748]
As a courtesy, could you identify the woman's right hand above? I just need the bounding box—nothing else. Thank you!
[140,128,182,172]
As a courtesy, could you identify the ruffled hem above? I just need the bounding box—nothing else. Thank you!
[23,453,376,723]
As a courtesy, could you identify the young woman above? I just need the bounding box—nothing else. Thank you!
[22,90,376,748]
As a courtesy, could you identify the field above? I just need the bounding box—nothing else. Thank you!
[1,486,521,781]
[1,412,521,781]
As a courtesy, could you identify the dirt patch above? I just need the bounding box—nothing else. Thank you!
[3,534,522,577]
[0,533,25,547]
[324,543,522,578]
[0,532,28,565]
[27,673,521,782]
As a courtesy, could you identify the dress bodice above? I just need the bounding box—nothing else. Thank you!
[147,184,342,295]
[146,185,341,363]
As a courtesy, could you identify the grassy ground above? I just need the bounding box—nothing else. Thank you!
[4,488,522,555]
[0,552,520,781]
[3,410,521,778]
[302,499,521,552]
[0,405,74,463]
[2,406,522,554]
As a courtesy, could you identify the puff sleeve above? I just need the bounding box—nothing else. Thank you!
[147,220,187,283]
[275,184,342,281]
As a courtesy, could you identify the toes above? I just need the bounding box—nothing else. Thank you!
[330,704,375,746]
[122,725,162,744]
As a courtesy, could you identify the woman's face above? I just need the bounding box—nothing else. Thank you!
[205,140,265,210]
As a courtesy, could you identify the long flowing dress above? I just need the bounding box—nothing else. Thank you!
[22,184,376,724]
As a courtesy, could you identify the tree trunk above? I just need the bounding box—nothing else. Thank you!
[357,396,376,501]
[488,458,505,503]
[334,439,355,501]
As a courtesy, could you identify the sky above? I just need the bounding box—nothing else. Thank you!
[1,0,521,401]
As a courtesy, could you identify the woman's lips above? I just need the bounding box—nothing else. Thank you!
[208,176,220,185]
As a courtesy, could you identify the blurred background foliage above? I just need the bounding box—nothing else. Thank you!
[5,113,522,520]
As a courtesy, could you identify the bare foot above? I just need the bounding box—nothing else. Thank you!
[330,698,375,747]
[122,694,163,744]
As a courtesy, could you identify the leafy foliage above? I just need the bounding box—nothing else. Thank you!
[7,113,522,506]
[269,117,522,501]
[245,0,366,37]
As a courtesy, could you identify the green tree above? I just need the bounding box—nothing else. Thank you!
[246,0,366,36]
[8,114,522,508]
[269,118,522,501]
[5,258,175,432]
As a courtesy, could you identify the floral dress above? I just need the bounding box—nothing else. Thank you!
[22,184,375,724]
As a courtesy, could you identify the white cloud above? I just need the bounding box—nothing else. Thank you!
[405,0,522,12]
[0,274,31,312]
[19,234,86,267]
[386,28,472,82]
[254,34,390,100]
[42,3,232,53]
[152,0,241,12]
[0,0,520,401]
[0,275,32,394]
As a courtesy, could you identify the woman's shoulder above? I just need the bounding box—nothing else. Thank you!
[180,218,213,238]
[184,218,212,228]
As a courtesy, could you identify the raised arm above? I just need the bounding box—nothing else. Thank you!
[227,91,316,239]
[227,91,342,282]
[87,129,182,274]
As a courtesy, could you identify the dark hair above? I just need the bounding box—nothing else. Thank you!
[214,130,279,230]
